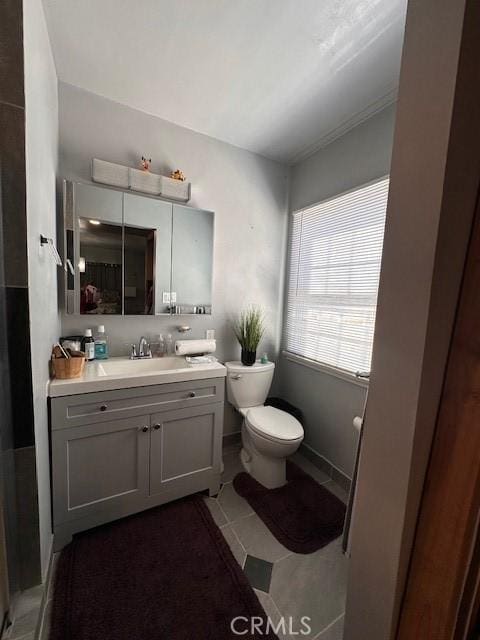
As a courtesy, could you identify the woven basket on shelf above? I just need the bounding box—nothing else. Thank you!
[52,356,85,379]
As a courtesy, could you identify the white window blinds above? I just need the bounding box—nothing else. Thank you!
[285,177,389,375]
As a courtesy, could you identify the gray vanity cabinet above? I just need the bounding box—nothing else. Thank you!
[50,378,224,550]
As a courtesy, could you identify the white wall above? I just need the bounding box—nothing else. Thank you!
[23,0,59,579]
[58,83,290,432]
[278,104,396,477]
[290,104,396,212]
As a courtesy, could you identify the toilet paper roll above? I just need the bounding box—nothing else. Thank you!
[353,416,363,432]
[175,339,216,356]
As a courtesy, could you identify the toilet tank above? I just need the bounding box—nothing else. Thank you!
[225,361,275,409]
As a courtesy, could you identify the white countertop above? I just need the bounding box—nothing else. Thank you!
[48,356,226,397]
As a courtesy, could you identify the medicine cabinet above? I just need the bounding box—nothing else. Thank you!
[62,181,213,316]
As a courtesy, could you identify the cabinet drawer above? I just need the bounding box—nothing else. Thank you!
[50,378,225,429]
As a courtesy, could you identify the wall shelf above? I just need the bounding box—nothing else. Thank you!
[92,158,191,202]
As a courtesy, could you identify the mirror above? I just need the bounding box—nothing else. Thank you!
[124,226,155,314]
[79,219,122,314]
[75,182,123,315]
[123,193,172,315]
[171,205,213,314]
[64,181,214,315]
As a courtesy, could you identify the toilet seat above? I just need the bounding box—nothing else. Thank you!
[246,406,303,443]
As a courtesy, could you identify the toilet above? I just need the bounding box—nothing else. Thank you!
[225,361,304,489]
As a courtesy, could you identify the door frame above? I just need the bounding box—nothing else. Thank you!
[396,185,480,638]
[344,0,480,637]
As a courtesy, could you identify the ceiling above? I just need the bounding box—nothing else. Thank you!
[43,0,407,164]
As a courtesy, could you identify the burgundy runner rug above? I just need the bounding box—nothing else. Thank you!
[50,496,277,640]
[233,462,346,554]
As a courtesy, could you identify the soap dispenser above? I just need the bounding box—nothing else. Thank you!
[152,334,166,358]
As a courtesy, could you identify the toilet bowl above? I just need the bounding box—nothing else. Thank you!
[225,361,304,489]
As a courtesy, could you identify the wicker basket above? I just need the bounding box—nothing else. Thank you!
[52,356,86,379]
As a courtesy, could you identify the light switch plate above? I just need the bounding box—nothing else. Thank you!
[171,291,177,303]
[163,291,171,304]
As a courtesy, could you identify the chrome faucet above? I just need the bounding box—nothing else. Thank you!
[130,336,152,359]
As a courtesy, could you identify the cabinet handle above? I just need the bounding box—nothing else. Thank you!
[188,392,196,398]
[141,426,149,433]
[100,404,108,411]
[153,424,161,430]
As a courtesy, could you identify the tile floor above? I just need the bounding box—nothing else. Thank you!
[14,444,348,640]
[2,583,44,640]
[205,444,349,639]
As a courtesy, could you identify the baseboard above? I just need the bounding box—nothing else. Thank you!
[300,442,352,493]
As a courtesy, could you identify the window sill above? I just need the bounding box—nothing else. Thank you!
[281,351,369,388]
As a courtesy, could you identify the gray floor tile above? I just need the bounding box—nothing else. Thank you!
[254,590,288,639]
[290,452,331,485]
[8,607,39,639]
[231,514,291,563]
[203,496,227,527]
[256,589,318,639]
[11,633,34,640]
[221,524,246,568]
[244,555,273,593]
[38,599,52,640]
[323,481,349,505]
[270,543,348,637]
[221,451,244,483]
[316,537,344,561]
[12,584,43,619]
[314,614,344,639]
[218,482,253,522]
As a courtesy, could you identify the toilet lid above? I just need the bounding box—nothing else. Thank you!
[246,406,303,442]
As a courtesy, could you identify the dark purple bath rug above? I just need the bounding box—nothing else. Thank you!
[50,495,277,640]
[233,461,346,554]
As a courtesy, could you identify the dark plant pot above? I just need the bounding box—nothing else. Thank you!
[241,349,256,366]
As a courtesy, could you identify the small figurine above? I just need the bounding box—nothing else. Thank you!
[140,156,152,171]
[170,169,186,182]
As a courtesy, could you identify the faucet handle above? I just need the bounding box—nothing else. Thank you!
[143,343,152,358]
[130,344,137,359]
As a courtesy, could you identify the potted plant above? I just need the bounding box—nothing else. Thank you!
[233,306,264,366]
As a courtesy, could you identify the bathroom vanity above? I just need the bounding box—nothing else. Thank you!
[48,358,226,550]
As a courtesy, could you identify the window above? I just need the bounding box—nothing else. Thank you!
[284,177,389,375]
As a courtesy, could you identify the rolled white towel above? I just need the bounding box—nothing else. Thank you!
[175,339,216,356]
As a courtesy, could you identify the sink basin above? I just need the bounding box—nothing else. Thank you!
[98,357,190,376]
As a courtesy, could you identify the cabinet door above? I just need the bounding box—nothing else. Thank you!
[171,204,214,314]
[74,182,124,315]
[149,404,223,496]
[52,415,150,525]
[123,193,172,315]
